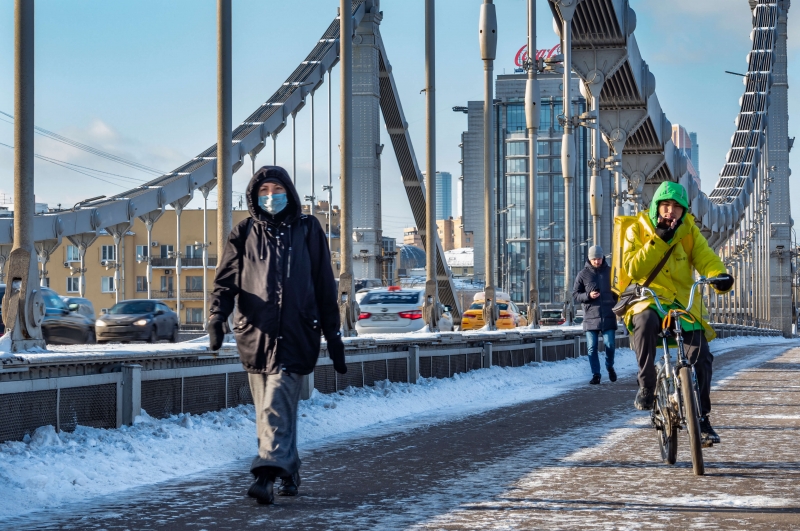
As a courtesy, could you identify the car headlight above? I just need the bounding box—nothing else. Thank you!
[133,319,149,326]
[95,320,106,327]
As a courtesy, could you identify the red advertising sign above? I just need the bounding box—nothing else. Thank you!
[515,44,562,67]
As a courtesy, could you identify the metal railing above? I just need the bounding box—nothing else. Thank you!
[149,290,209,301]
[0,323,777,443]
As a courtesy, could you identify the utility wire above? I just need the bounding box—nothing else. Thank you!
[0,110,167,176]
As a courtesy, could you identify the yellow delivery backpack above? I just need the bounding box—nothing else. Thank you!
[610,214,695,296]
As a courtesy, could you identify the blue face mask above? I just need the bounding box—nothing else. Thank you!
[258,193,288,215]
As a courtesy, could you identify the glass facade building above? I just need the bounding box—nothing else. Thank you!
[460,73,590,306]
[498,95,589,305]
[435,172,453,220]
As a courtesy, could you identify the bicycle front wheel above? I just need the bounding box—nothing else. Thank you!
[679,366,705,476]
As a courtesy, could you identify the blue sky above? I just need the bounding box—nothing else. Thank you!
[0,0,797,241]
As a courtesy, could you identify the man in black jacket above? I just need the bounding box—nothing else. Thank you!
[207,166,347,505]
[572,245,618,385]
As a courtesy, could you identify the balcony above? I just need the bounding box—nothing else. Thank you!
[150,256,218,268]
[149,290,210,301]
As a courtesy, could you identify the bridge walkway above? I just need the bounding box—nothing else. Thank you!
[8,342,800,530]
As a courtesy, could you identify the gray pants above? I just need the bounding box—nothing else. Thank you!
[248,370,302,478]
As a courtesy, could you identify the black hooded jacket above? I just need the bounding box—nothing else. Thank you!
[572,258,618,332]
[209,166,342,375]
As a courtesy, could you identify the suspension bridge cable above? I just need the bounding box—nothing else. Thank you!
[0,110,167,176]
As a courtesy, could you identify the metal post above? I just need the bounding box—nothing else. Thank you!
[479,0,498,330]
[292,111,297,185]
[525,0,540,329]
[272,133,277,165]
[4,0,45,350]
[558,0,578,326]
[589,92,603,246]
[200,185,212,328]
[216,0,232,261]
[339,0,357,336]
[78,245,87,297]
[424,0,440,332]
[614,164,623,217]
[176,207,182,324]
[113,236,121,304]
[145,221,154,299]
[328,70,333,251]
[310,90,315,209]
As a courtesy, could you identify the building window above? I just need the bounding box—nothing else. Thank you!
[101,245,115,262]
[160,245,174,258]
[185,245,202,259]
[41,277,50,288]
[66,245,81,262]
[101,277,115,293]
[66,277,80,293]
[136,245,149,260]
[160,276,174,292]
[185,276,203,292]
[136,276,148,293]
[185,308,204,324]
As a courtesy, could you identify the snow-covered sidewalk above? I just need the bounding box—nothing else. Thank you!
[0,335,792,520]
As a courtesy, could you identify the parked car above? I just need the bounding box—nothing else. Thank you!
[460,291,529,330]
[539,306,565,326]
[95,300,179,343]
[40,287,96,344]
[355,286,453,334]
[61,296,96,321]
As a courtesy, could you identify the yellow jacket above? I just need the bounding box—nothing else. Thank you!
[622,212,729,341]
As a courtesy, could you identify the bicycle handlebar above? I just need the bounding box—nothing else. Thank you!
[636,276,725,317]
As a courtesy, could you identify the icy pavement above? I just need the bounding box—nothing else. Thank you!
[0,336,795,527]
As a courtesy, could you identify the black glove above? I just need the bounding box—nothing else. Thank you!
[655,216,681,243]
[710,274,734,292]
[327,334,348,374]
[207,314,226,351]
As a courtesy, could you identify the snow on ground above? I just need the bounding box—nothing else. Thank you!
[0,335,791,520]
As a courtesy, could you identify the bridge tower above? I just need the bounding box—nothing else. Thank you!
[767,0,792,337]
[351,1,384,283]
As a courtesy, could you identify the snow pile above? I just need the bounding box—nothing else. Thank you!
[0,335,793,520]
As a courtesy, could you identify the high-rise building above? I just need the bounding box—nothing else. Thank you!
[689,131,700,181]
[436,172,452,220]
[459,71,591,305]
[672,125,701,184]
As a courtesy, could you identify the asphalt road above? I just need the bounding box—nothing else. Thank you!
[7,341,800,530]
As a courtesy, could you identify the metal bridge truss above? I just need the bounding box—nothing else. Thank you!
[0,0,462,319]
[550,0,791,333]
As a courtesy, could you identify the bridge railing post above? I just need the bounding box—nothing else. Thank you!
[408,345,420,384]
[535,338,543,362]
[121,363,142,427]
[483,341,492,369]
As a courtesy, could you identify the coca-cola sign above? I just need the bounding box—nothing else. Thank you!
[515,44,562,67]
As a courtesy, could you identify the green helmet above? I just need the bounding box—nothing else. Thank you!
[648,181,689,227]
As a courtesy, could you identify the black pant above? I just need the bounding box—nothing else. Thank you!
[632,309,714,415]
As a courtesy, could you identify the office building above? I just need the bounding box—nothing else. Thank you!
[672,125,700,182]
[436,216,472,252]
[459,71,590,305]
[689,131,700,181]
[436,171,452,220]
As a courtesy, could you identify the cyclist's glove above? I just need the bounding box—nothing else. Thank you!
[710,274,734,292]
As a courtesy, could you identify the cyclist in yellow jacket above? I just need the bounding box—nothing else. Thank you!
[622,181,733,445]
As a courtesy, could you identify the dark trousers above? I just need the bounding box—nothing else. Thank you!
[632,309,714,415]
[248,370,302,478]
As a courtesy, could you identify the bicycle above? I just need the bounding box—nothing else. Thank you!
[635,276,724,476]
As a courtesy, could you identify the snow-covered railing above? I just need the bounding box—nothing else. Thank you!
[0,324,777,443]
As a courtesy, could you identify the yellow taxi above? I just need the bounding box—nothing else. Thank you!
[459,291,529,330]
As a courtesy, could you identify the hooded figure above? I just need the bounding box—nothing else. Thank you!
[621,181,733,445]
[572,245,618,384]
[208,166,347,505]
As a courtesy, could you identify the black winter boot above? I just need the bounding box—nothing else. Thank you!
[248,474,275,505]
[699,416,721,446]
[607,367,617,382]
[634,387,655,411]
[589,374,601,385]
[277,471,301,496]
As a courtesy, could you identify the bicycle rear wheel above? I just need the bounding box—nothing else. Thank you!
[679,366,704,475]
[654,378,677,464]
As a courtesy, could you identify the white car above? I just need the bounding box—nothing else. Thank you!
[355,287,453,334]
